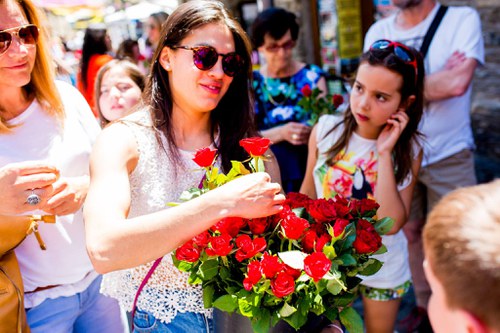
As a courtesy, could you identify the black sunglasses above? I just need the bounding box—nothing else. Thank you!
[0,24,39,56]
[370,39,418,80]
[170,45,244,77]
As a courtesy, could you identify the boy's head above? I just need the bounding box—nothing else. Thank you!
[423,180,500,333]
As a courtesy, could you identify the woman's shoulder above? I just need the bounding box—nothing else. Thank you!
[295,63,326,83]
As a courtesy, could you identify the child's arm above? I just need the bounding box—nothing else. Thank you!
[299,125,319,199]
[376,149,422,235]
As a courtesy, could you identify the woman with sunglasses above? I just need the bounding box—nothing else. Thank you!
[83,1,284,332]
[0,0,128,332]
[300,41,425,333]
[251,7,328,194]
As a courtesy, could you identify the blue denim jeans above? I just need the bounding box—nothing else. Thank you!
[133,309,213,333]
[26,275,128,333]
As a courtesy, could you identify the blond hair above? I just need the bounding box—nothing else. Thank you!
[0,0,63,133]
[423,180,500,330]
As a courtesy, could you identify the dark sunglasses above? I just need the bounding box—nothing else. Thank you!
[0,24,39,56]
[370,39,418,80]
[264,40,296,52]
[170,45,244,77]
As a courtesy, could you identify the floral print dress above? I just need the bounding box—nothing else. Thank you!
[253,64,325,193]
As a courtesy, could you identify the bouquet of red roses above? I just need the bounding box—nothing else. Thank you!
[172,138,393,333]
[297,84,344,126]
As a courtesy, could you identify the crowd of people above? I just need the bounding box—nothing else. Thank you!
[0,0,497,333]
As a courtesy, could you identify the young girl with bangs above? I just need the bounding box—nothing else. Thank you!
[301,40,425,333]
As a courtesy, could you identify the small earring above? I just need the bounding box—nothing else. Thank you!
[165,64,170,70]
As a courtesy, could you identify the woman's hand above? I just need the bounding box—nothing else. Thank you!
[377,111,409,156]
[0,161,59,214]
[211,172,285,219]
[282,122,311,145]
[43,175,90,216]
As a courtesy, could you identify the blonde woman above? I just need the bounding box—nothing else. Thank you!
[0,0,127,331]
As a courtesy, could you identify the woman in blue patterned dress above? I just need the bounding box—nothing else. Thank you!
[251,7,328,193]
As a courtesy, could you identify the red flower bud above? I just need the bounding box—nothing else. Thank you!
[235,235,267,262]
[301,84,312,97]
[206,233,234,256]
[304,252,331,282]
[192,147,217,168]
[239,137,271,157]
[175,240,201,263]
[332,94,344,108]
[271,272,295,298]
[243,260,263,290]
[353,219,382,254]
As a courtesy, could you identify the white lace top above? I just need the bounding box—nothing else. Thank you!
[100,109,212,323]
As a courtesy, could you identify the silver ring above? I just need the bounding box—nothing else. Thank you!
[26,190,41,206]
[292,134,299,140]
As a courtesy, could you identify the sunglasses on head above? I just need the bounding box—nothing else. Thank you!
[170,45,244,77]
[264,39,295,52]
[370,39,418,80]
[0,24,39,56]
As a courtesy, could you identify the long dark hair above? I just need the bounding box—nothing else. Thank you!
[325,45,425,184]
[80,25,109,90]
[143,0,256,173]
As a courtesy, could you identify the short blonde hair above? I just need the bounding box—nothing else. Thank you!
[0,0,63,133]
[423,180,500,331]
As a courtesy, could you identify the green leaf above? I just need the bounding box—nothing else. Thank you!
[373,217,395,235]
[198,259,219,280]
[358,259,383,276]
[284,309,308,330]
[179,187,203,201]
[339,307,364,333]
[278,302,297,318]
[251,309,271,333]
[203,284,215,308]
[213,294,238,313]
[326,271,346,295]
[374,244,387,255]
[339,253,357,266]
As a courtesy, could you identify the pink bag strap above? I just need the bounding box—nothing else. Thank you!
[131,257,163,329]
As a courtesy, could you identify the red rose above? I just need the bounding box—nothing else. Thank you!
[304,252,331,282]
[271,272,295,298]
[301,84,312,97]
[175,240,201,263]
[332,94,344,108]
[281,214,309,240]
[308,198,337,223]
[248,217,270,235]
[302,230,317,253]
[261,252,284,279]
[283,264,302,280]
[206,233,234,256]
[243,260,263,290]
[353,219,382,254]
[210,217,246,237]
[192,231,211,248]
[315,233,331,252]
[333,218,350,237]
[192,147,217,168]
[235,235,267,262]
[239,137,271,157]
[285,192,312,209]
[352,198,379,217]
